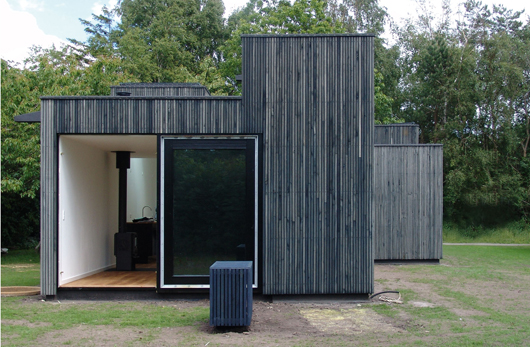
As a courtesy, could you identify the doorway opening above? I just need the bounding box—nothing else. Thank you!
[57,135,158,289]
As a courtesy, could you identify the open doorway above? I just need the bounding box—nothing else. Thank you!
[57,135,157,289]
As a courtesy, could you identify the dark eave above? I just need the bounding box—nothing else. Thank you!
[14,111,41,123]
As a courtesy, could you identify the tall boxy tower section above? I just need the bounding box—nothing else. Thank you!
[242,35,375,296]
[37,34,375,298]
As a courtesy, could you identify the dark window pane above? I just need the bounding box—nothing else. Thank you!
[171,149,248,276]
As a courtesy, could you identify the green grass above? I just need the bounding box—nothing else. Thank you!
[2,245,530,346]
[443,219,530,244]
[371,245,530,346]
[1,249,40,286]
[1,299,209,346]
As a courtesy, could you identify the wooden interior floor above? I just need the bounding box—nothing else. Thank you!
[60,262,157,289]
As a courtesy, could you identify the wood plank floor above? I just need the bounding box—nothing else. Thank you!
[60,267,156,289]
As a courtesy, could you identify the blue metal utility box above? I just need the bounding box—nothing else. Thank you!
[209,261,253,326]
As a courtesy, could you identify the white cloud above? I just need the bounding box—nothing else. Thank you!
[0,0,66,64]
[19,0,44,11]
[91,0,118,16]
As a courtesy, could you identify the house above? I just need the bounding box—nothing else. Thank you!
[15,34,441,300]
[33,34,376,299]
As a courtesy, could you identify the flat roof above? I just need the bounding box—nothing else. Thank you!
[111,83,206,88]
[241,33,376,37]
[40,96,242,100]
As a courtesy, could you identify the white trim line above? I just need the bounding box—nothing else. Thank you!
[159,135,260,289]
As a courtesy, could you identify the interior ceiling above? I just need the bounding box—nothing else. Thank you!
[61,135,157,158]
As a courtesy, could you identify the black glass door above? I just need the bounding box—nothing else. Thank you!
[163,139,256,286]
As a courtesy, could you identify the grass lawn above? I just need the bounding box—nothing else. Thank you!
[1,249,40,287]
[443,219,530,244]
[2,245,530,346]
[371,245,530,346]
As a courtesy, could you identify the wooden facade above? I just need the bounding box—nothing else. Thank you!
[242,35,374,295]
[39,34,375,297]
[39,97,248,296]
[110,83,211,96]
[374,124,419,145]
[373,145,443,260]
[46,97,248,134]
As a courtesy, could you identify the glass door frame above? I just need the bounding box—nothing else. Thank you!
[159,135,260,289]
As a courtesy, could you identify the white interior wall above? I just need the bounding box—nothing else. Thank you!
[58,137,115,285]
[58,135,157,285]
[127,158,158,221]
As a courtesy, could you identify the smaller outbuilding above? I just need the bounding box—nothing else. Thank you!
[374,124,443,261]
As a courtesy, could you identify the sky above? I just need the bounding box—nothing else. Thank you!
[0,0,528,65]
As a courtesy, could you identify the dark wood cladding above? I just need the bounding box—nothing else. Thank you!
[242,35,375,295]
[39,96,248,295]
[374,145,443,260]
[40,101,58,296]
[110,83,210,96]
[375,124,419,145]
[40,35,377,296]
[41,97,256,134]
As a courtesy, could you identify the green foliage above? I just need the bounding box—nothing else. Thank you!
[115,0,227,83]
[374,69,400,124]
[73,0,229,91]
[443,219,530,243]
[394,1,530,223]
[69,5,118,58]
[4,0,530,234]
[328,0,388,36]
[1,47,135,248]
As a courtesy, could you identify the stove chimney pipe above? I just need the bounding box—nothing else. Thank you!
[116,151,131,233]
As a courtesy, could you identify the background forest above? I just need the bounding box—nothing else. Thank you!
[2,0,529,248]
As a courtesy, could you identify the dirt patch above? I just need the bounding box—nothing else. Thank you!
[2,320,52,328]
[1,286,40,297]
[300,306,403,335]
[451,308,488,317]
[410,301,435,308]
[34,325,144,347]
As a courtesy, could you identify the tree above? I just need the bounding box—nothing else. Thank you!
[328,0,388,36]
[114,0,227,82]
[1,46,135,248]
[394,0,530,223]
[69,5,119,59]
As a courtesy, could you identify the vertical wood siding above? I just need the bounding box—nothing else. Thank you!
[40,100,58,296]
[374,124,419,145]
[44,97,250,134]
[373,145,443,260]
[110,83,210,96]
[40,96,249,295]
[41,35,376,296]
[242,35,374,295]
